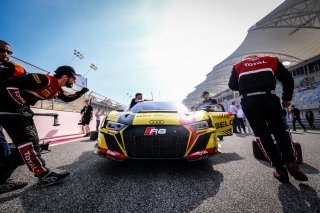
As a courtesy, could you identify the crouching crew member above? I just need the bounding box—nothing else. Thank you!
[0,66,89,192]
[228,55,308,183]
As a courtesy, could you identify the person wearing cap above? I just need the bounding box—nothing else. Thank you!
[228,55,308,183]
[0,65,89,192]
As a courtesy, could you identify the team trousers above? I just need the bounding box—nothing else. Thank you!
[292,117,306,131]
[241,94,297,169]
[0,106,49,181]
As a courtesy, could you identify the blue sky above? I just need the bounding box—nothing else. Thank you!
[1,0,284,105]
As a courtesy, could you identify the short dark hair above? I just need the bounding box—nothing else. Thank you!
[202,91,209,97]
[135,93,142,98]
[54,66,76,79]
[0,40,10,46]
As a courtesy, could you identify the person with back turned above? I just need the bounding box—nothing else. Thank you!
[228,55,307,183]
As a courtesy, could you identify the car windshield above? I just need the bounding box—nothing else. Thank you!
[130,101,188,113]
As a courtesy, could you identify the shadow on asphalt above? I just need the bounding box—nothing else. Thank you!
[278,183,320,212]
[208,152,244,166]
[300,163,320,175]
[15,151,226,212]
[254,158,319,175]
[0,192,22,203]
[304,131,320,135]
[256,158,273,168]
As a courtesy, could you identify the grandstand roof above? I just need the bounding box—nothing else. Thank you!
[183,0,320,106]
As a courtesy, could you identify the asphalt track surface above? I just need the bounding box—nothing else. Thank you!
[1,130,320,213]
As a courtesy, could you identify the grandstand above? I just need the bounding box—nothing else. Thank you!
[183,0,320,123]
[10,56,126,113]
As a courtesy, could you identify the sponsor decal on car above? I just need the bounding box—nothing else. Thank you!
[144,127,166,135]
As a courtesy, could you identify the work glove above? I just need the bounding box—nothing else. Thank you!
[76,87,89,95]
[19,105,34,118]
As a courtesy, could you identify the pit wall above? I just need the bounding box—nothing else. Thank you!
[3,108,96,142]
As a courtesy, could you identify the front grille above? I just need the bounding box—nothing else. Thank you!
[123,125,189,158]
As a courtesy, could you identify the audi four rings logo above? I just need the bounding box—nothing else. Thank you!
[149,120,165,124]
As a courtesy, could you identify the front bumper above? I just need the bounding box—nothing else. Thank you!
[95,125,218,161]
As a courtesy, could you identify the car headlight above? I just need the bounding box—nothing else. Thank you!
[105,121,126,131]
[190,120,209,131]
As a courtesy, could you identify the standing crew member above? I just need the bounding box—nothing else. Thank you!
[95,108,103,131]
[305,109,315,129]
[80,99,93,136]
[290,105,307,132]
[129,93,145,109]
[236,105,246,134]
[229,101,239,133]
[228,55,307,183]
[0,40,26,80]
[201,91,215,106]
[201,92,226,141]
[0,66,89,191]
[0,40,28,192]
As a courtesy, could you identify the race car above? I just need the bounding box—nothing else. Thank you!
[94,101,234,161]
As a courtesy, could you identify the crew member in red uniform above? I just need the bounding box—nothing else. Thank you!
[0,40,26,81]
[0,40,28,192]
[228,55,308,183]
[0,65,89,191]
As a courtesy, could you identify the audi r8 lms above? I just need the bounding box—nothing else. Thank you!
[94,101,234,161]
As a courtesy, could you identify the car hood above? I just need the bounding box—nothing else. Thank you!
[106,110,210,125]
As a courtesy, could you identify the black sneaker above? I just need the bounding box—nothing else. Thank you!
[37,171,70,186]
[273,168,289,183]
[0,179,28,193]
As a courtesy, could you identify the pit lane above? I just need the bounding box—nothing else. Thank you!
[1,130,319,212]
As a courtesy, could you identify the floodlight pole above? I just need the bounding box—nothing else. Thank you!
[67,49,84,65]
[83,63,98,77]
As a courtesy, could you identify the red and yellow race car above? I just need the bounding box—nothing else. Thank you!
[94,101,233,161]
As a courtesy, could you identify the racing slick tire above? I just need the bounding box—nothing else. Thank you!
[252,140,267,161]
[252,141,303,164]
[89,131,98,141]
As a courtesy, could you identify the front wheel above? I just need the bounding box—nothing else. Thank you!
[89,131,99,141]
